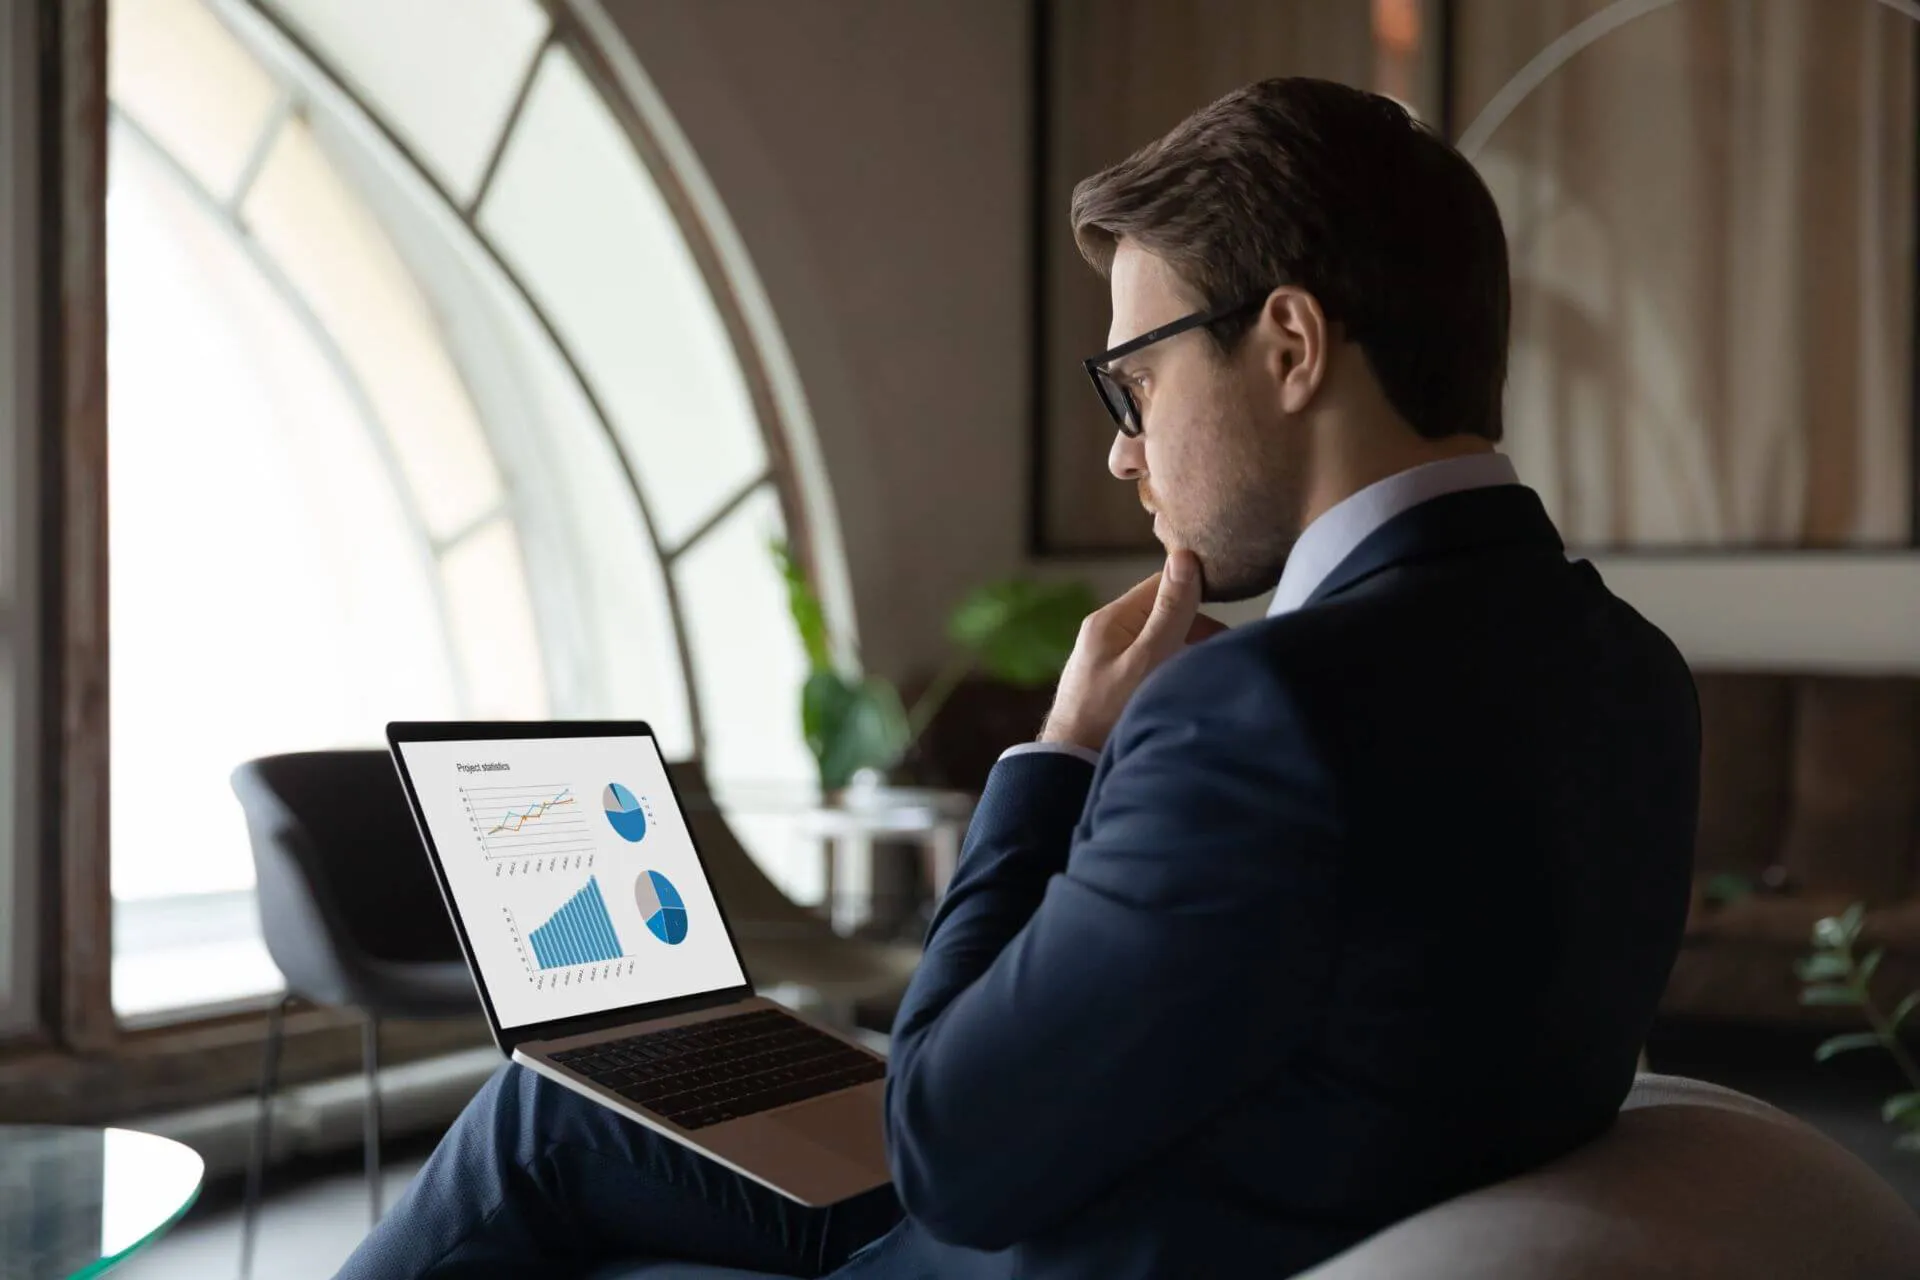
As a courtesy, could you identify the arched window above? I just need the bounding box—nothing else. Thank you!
[107,0,841,1016]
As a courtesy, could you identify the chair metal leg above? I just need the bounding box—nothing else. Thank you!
[240,993,292,1280]
[363,1013,383,1225]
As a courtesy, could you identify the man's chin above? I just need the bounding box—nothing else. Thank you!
[1157,526,1279,603]
[1193,554,1284,605]
[1200,579,1270,606]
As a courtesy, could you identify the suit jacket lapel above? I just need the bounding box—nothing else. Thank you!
[1302,486,1567,609]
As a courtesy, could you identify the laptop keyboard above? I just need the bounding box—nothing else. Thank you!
[549,1008,886,1131]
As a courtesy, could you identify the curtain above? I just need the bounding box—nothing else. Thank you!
[1456,0,1916,547]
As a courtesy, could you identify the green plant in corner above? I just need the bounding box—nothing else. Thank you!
[1701,870,1759,909]
[1796,902,1920,1155]
[772,540,909,794]
[772,540,1095,794]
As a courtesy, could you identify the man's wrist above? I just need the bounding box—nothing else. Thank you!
[1038,718,1105,756]
[999,740,1101,767]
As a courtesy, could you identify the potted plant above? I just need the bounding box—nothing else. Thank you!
[772,541,1094,800]
[1796,903,1920,1155]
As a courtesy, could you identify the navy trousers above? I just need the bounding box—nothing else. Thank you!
[334,1063,915,1279]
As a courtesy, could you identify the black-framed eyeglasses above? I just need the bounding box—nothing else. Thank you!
[1082,295,1269,437]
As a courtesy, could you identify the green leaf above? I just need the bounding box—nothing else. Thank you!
[802,670,858,778]
[1796,953,1852,982]
[1858,947,1884,989]
[1890,991,1918,1031]
[1840,902,1868,945]
[1703,871,1757,906]
[772,540,834,672]
[802,671,908,792]
[1881,1093,1920,1125]
[948,579,1097,687]
[1815,1032,1883,1062]
[1812,903,1869,950]
[826,679,908,792]
[1800,984,1865,1007]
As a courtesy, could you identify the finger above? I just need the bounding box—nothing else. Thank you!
[1110,572,1164,613]
[1187,612,1229,644]
[1134,551,1201,659]
[1097,572,1167,644]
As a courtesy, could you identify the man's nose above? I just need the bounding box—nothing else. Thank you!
[1109,432,1145,480]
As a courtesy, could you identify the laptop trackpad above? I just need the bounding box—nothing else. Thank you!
[775,1085,887,1166]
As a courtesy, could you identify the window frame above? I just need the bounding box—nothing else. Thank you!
[48,0,116,1056]
[0,0,47,1044]
[0,0,843,1121]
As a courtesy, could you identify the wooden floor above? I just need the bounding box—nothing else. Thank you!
[120,1143,432,1280]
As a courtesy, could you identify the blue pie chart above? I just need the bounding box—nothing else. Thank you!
[602,782,648,843]
[635,870,688,945]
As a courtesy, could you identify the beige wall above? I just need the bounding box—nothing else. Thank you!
[599,0,1920,677]
[598,0,1035,683]
[1576,556,1920,672]
[1066,553,1920,672]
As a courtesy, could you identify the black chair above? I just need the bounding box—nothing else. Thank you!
[231,750,479,1277]
[664,762,921,1025]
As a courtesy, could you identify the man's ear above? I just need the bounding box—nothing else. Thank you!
[1259,287,1331,415]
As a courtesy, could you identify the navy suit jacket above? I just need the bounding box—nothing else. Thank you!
[879,485,1701,1279]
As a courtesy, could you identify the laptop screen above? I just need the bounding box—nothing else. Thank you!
[394,731,748,1031]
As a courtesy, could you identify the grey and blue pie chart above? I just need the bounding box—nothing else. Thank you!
[635,870,688,945]
[602,783,648,842]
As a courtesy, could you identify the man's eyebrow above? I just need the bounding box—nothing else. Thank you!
[1104,352,1148,380]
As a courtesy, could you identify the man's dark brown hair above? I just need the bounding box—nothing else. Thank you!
[1071,77,1510,443]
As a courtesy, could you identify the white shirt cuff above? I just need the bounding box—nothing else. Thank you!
[997,741,1101,768]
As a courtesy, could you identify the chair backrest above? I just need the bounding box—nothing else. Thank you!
[666,762,826,932]
[1301,1072,1920,1280]
[233,749,465,1005]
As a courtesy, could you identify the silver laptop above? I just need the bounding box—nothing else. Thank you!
[387,720,892,1206]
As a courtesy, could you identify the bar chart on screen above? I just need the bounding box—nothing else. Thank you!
[506,876,638,986]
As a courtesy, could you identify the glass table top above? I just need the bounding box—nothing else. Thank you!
[0,1127,203,1279]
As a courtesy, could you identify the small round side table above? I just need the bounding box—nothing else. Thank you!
[0,1126,203,1278]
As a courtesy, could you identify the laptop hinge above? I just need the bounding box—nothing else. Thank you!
[503,985,757,1054]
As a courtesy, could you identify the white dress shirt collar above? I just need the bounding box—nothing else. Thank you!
[999,453,1519,769]
[1267,452,1520,617]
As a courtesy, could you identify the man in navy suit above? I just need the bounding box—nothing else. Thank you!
[340,77,1697,1280]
